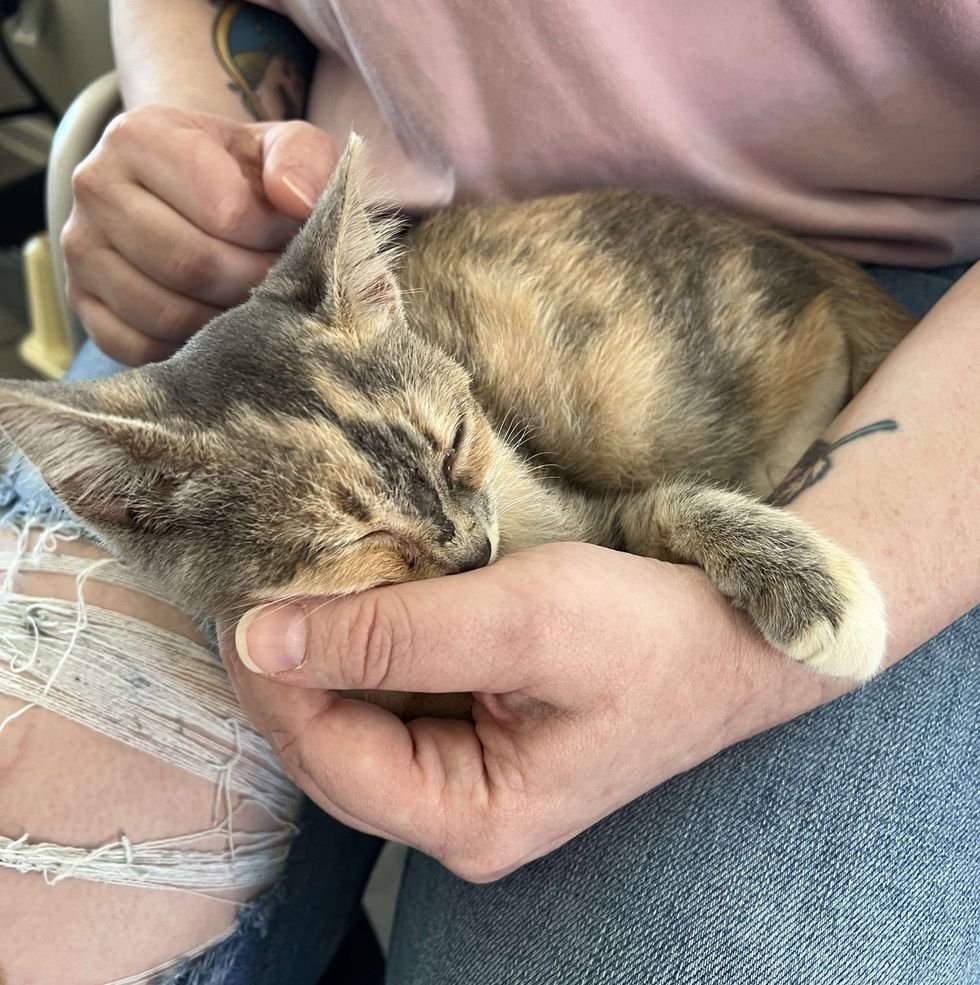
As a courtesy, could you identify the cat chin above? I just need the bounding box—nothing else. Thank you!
[487,523,501,563]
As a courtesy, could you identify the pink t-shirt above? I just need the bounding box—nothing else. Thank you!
[255,0,980,265]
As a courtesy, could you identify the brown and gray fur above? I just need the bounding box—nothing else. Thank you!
[0,137,913,713]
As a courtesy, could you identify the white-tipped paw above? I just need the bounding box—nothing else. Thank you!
[779,549,886,681]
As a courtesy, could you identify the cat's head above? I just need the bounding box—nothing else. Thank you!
[0,137,502,616]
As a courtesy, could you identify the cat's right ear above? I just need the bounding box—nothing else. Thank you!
[257,134,403,330]
[0,379,193,538]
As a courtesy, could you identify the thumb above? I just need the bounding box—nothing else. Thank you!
[256,120,337,219]
[232,564,534,694]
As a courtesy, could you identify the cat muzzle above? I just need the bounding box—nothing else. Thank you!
[456,536,493,573]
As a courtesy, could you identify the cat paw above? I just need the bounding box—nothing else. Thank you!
[766,545,886,681]
[648,482,887,681]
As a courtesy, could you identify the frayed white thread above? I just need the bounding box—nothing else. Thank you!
[0,599,299,813]
[0,697,35,735]
[102,925,238,985]
[0,544,176,606]
[0,824,292,897]
[41,555,111,697]
[0,523,301,897]
[0,520,31,596]
[9,603,48,672]
[217,719,245,863]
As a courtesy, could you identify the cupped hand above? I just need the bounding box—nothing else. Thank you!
[219,543,824,882]
[62,104,336,365]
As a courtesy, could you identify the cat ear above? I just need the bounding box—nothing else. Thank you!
[259,133,403,327]
[0,380,191,536]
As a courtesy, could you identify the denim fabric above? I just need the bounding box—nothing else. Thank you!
[2,261,976,984]
[862,261,972,320]
[389,605,980,984]
[0,346,384,985]
[155,802,381,985]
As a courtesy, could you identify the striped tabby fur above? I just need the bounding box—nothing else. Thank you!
[0,137,913,714]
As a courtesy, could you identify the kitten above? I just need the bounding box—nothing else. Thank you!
[0,137,913,713]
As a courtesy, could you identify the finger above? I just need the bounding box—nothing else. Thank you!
[114,112,299,251]
[69,245,222,344]
[99,186,279,308]
[72,291,179,366]
[219,623,414,841]
[258,120,337,219]
[220,621,486,853]
[234,559,543,694]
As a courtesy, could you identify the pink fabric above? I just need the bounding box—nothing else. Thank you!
[255,0,980,265]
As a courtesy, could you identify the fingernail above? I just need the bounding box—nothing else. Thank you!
[236,603,307,675]
[281,169,317,211]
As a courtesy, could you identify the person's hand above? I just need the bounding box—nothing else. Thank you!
[62,105,336,365]
[219,543,843,882]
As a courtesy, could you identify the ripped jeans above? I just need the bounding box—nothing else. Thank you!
[0,262,977,984]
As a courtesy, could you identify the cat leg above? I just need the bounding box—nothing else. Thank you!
[614,480,885,680]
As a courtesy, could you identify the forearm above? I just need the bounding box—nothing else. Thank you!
[111,0,314,120]
[729,263,980,738]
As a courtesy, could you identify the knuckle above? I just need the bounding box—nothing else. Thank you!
[60,223,84,264]
[342,595,402,690]
[205,191,250,239]
[100,111,131,147]
[70,159,103,200]
[75,299,147,367]
[444,845,517,884]
[167,242,219,294]
[154,298,198,340]
[103,104,168,144]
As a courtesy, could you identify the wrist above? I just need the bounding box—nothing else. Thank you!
[721,607,855,752]
[770,270,980,665]
[638,564,847,780]
[672,564,854,761]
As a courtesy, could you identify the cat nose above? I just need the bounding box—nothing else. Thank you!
[457,536,493,573]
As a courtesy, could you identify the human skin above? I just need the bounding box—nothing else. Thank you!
[0,533,275,985]
[62,0,334,365]
[225,264,979,882]
[3,0,976,977]
[0,2,333,981]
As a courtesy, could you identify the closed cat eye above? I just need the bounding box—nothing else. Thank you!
[442,419,467,483]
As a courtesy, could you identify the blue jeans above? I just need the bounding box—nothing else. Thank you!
[3,264,977,984]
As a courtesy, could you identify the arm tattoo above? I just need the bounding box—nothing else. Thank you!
[211,2,316,120]
[766,419,898,507]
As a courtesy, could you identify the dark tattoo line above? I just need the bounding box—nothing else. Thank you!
[210,1,315,121]
[765,419,898,507]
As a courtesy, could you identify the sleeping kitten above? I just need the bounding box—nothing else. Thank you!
[0,137,913,712]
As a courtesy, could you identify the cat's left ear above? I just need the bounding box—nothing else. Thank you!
[258,134,403,329]
[0,379,194,537]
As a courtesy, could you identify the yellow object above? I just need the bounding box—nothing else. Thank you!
[19,234,72,379]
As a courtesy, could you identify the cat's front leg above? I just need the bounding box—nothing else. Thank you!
[614,480,886,680]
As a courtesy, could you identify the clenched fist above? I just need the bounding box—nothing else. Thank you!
[62,104,337,365]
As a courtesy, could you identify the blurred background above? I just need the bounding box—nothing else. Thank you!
[0,0,111,377]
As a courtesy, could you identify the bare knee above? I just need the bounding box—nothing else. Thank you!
[0,528,299,984]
